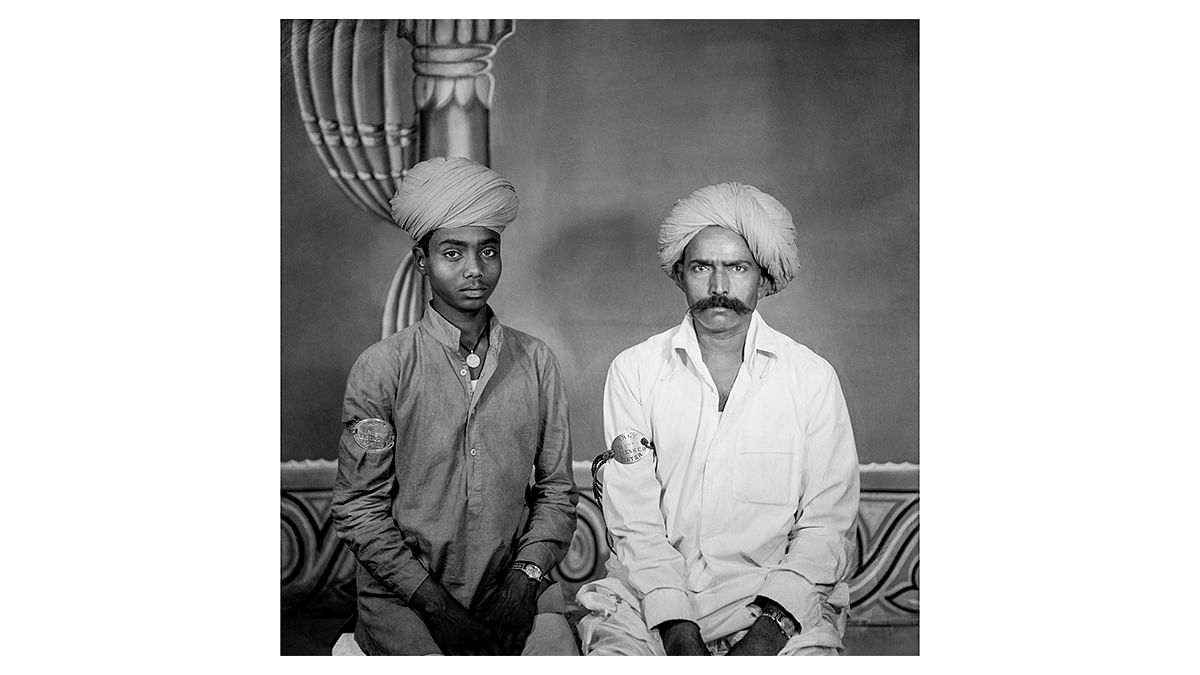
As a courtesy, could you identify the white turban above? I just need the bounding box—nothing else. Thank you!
[389,156,518,241]
[657,182,800,296]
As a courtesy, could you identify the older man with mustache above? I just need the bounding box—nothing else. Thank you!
[576,182,861,656]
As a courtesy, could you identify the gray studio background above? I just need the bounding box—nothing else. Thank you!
[281,20,918,466]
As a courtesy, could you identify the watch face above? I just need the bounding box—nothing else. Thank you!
[753,604,795,637]
[767,609,796,636]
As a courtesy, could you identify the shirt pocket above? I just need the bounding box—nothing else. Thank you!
[733,447,802,506]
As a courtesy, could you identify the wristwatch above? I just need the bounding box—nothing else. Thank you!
[511,561,545,583]
[750,602,797,639]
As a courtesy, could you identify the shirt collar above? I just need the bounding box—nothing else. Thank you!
[418,304,504,353]
[671,309,780,377]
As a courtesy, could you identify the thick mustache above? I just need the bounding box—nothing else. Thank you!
[689,294,752,315]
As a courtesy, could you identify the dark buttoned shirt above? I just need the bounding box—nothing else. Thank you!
[331,306,577,654]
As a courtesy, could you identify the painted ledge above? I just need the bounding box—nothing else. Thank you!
[282,458,919,492]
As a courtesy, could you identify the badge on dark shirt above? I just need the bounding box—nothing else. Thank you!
[351,418,395,452]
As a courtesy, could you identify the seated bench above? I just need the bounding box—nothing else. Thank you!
[282,458,918,655]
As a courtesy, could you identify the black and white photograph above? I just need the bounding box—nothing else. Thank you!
[9,4,1198,669]
[280,18,919,656]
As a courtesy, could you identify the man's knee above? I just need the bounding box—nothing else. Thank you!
[583,631,659,656]
[777,620,845,655]
[521,613,580,655]
[575,581,663,656]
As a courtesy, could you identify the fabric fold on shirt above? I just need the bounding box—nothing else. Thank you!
[582,310,859,645]
[331,305,577,654]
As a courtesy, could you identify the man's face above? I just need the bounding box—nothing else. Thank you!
[676,226,767,335]
[415,226,502,315]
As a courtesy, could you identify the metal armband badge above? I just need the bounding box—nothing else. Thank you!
[351,418,395,452]
[611,430,653,465]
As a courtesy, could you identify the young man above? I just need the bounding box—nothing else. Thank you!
[576,182,861,656]
[331,156,578,655]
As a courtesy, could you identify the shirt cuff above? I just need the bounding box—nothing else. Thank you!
[757,570,823,632]
[642,587,695,629]
[513,542,559,577]
[394,567,430,605]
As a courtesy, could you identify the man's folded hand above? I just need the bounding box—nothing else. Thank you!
[475,568,541,655]
[410,577,502,655]
[726,618,788,656]
[657,619,710,656]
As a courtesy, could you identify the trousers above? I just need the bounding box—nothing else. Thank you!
[332,614,577,656]
[332,581,579,656]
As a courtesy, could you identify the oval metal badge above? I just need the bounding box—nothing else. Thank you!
[611,430,652,465]
[352,418,395,452]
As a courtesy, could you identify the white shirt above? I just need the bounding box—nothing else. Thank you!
[600,311,860,640]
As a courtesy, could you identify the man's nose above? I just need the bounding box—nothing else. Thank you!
[463,253,483,278]
[709,268,729,295]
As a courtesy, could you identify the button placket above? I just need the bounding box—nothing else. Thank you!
[464,410,484,511]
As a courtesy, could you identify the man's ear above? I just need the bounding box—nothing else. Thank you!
[412,245,428,276]
[757,270,771,299]
[672,261,686,292]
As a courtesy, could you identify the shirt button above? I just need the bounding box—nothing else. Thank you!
[460,369,467,376]
[470,447,478,456]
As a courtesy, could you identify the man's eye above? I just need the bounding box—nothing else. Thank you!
[480,248,498,258]
[734,265,747,273]
[444,250,461,259]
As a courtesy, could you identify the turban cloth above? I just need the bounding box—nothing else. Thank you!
[389,156,518,241]
[657,182,801,296]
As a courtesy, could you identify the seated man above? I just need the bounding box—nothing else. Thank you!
[331,157,579,655]
[577,182,860,656]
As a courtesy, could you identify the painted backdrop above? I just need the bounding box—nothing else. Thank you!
[281,20,919,465]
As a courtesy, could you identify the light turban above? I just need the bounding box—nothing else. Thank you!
[389,156,518,242]
[657,182,801,296]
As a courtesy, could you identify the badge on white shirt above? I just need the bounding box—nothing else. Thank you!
[611,430,653,464]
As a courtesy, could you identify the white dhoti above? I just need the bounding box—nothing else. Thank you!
[576,577,847,656]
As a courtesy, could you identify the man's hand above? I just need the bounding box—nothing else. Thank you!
[727,598,793,656]
[725,617,789,656]
[657,619,710,655]
[474,568,541,655]
[409,576,502,655]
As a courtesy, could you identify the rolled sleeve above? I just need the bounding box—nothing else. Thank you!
[330,349,429,603]
[758,571,823,631]
[601,355,696,627]
[642,588,696,630]
[513,543,559,577]
[757,364,860,632]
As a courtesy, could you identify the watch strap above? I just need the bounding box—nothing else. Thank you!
[511,561,544,582]
[752,603,797,638]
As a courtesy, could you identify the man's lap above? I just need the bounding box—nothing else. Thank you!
[576,577,845,656]
[340,581,577,656]
[334,612,577,656]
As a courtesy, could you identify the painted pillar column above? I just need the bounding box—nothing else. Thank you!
[400,19,514,163]
[381,19,514,337]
